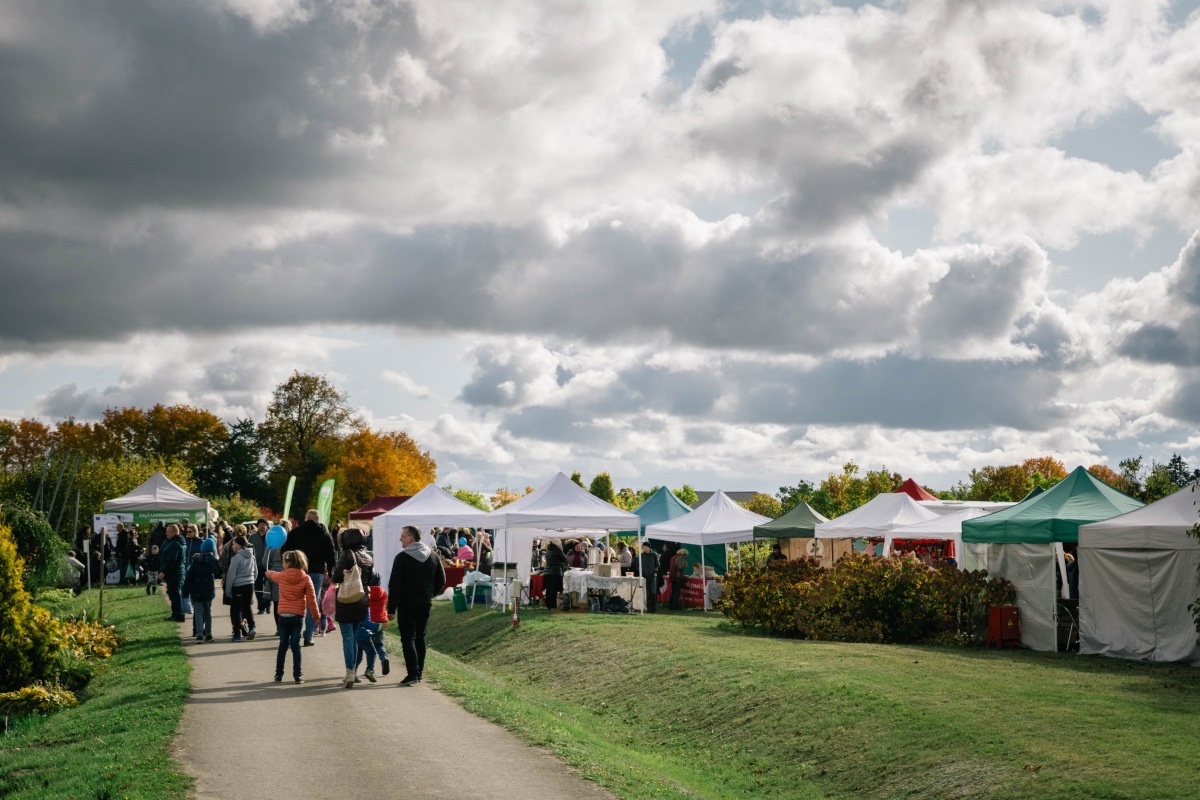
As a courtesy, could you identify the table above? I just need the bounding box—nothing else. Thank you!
[442,565,465,591]
[563,570,645,612]
[662,577,724,609]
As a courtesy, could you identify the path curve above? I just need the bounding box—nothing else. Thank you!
[173,617,613,800]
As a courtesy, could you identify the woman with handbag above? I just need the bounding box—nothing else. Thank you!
[331,528,373,688]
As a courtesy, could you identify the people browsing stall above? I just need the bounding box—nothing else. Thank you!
[266,550,320,683]
[455,536,474,562]
[617,542,633,574]
[387,526,446,686]
[224,535,258,641]
[158,524,187,622]
[332,528,373,688]
[542,539,567,610]
[669,547,690,610]
[638,542,659,613]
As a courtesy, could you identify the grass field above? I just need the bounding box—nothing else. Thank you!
[0,586,192,800]
[417,605,1200,800]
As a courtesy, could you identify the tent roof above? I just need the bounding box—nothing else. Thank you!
[753,502,829,538]
[479,472,639,531]
[374,484,485,527]
[618,486,693,535]
[886,507,992,541]
[814,493,939,538]
[1079,482,1200,550]
[961,466,1144,544]
[645,490,771,545]
[103,471,208,512]
[898,478,938,502]
[348,495,410,520]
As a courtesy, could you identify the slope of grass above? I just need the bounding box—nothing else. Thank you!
[0,586,192,800]
[416,605,1200,800]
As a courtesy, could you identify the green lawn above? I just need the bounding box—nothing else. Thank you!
[415,605,1200,800]
[0,586,192,800]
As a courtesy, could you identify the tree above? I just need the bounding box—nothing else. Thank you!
[258,372,361,509]
[811,462,902,517]
[613,486,656,511]
[776,479,816,514]
[99,405,228,475]
[194,418,269,504]
[1118,457,1144,499]
[1020,457,1067,485]
[0,419,53,472]
[0,522,60,692]
[1144,461,1179,502]
[570,471,584,488]
[588,472,615,503]
[445,486,490,511]
[967,464,1032,502]
[315,427,437,524]
[673,484,698,507]
[743,492,782,518]
[490,486,534,509]
[1164,453,1199,488]
[1087,464,1124,489]
[210,494,267,527]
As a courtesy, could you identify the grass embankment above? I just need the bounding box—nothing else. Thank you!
[0,586,192,800]
[415,605,1200,800]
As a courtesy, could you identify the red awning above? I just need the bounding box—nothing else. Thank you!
[348,495,411,521]
[897,478,937,502]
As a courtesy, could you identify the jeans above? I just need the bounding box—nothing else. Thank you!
[396,603,432,680]
[305,572,324,642]
[276,615,303,679]
[166,579,183,618]
[192,599,212,638]
[355,621,386,671]
[669,577,683,610]
[339,620,363,670]
[229,584,255,636]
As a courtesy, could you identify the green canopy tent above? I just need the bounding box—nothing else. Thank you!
[752,502,830,562]
[628,487,727,576]
[961,466,1143,651]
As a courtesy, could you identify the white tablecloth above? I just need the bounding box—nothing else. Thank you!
[564,570,645,611]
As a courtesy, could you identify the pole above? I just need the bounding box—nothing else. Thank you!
[55,453,80,532]
[34,444,55,513]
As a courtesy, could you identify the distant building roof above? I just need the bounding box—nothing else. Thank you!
[692,491,760,509]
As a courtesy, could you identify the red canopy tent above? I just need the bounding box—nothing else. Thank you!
[897,478,937,502]
[347,495,410,529]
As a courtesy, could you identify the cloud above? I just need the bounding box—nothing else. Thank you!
[381,370,433,400]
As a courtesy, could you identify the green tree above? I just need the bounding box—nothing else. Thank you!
[613,486,656,511]
[1118,457,1144,499]
[570,470,584,487]
[1165,453,1199,488]
[445,486,490,511]
[588,472,615,503]
[743,492,782,518]
[210,493,268,527]
[1144,461,1179,502]
[673,484,698,507]
[258,372,360,510]
[0,522,61,691]
[195,418,269,504]
[776,479,816,514]
[1,506,64,591]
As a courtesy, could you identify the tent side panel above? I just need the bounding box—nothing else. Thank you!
[1079,548,1157,660]
[988,543,1058,652]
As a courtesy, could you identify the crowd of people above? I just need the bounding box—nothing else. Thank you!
[66,511,446,688]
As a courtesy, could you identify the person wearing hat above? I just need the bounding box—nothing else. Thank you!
[182,537,219,643]
[224,535,258,642]
[456,536,474,562]
[668,547,690,610]
[637,542,660,613]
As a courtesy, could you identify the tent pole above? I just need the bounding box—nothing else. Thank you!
[700,533,708,612]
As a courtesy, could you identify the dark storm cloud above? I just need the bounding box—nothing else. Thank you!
[500,405,607,445]
[1116,323,1195,366]
[0,1,419,210]
[1118,233,1200,368]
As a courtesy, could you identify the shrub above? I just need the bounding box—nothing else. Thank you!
[1,506,66,592]
[0,684,78,718]
[0,523,63,691]
[718,558,825,636]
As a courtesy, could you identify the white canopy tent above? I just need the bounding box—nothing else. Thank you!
[815,493,939,540]
[919,500,1014,517]
[882,507,992,562]
[644,491,770,609]
[1077,485,1200,664]
[372,483,487,590]
[103,471,211,526]
[482,473,641,604]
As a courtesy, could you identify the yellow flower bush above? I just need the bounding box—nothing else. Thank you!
[0,683,78,718]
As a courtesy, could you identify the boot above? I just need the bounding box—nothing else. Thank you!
[343,669,355,689]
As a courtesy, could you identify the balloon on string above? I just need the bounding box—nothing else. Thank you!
[266,525,287,549]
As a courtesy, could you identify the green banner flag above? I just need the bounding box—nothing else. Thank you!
[282,475,297,522]
[316,479,335,527]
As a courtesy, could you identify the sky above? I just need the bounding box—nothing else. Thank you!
[2,0,1200,499]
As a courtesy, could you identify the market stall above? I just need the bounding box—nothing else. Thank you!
[882,507,992,563]
[645,491,770,610]
[1077,483,1200,664]
[752,501,831,564]
[103,472,211,526]
[372,483,486,591]
[814,493,939,557]
[961,466,1143,652]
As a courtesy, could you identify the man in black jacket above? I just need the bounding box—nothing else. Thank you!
[157,524,187,621]
[387,525,446,686]
[281,509,337,645]
[637,541,660,613]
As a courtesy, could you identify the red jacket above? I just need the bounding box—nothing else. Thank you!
[368,585,388,624]
[267,568,320,621]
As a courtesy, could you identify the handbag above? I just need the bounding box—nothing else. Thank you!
[337,559,365,603]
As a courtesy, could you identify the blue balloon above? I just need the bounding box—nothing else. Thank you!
[266,525,287,549]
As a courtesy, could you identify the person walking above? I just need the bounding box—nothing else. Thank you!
[387,525,446,686]
[638,541,660,613]
[282,510,337,646]
[158,524,187,622]
[542,539,567,611]
[249,519,272,615]
[182,538,218,643]
[224,535,258,642]
[331,528,373,688]
[266,550,320,684]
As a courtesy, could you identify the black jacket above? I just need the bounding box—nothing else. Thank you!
[331,540,373,623]
[638,550,659,580]
[387,548,446,613]
[543,543,567,576]
[281,520,336,574]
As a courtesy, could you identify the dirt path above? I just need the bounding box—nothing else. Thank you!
[173,614,613,800]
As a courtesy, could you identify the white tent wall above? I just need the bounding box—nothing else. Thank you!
[1079,548,1200,664]
[985,543,1060,652]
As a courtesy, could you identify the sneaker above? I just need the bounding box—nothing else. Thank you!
[381,657,391,676]
[246,629,256,641]
[364,670,377,683]
[399,675,418,686]
[204,634,214,642]
[294,677,304,684]
[317,630,324,637]
[302,640,314,647]
[274,674,282,683]
[232,635,242,643]
[195,635,204,644]
[353,674,361,684]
